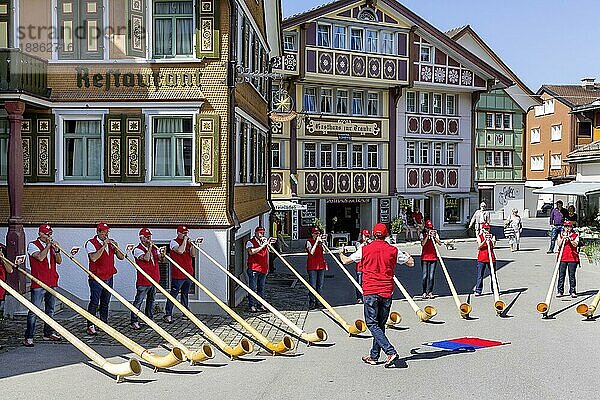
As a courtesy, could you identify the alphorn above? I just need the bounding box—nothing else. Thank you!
[432,243,472,318]
[486,240,505,314]
[577,290,600,318]
[268,244,367,336]
[116,244,252,359]
[190,241,327,344]
[536,243,566,317]
[55,244,213,364]
[0,277,141,382]
[321,242,402,326]
[14,264,184,370]
[393,276,437,321]
[154,244,293,355]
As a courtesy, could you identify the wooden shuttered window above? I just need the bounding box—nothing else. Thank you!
[126,0,147,57]
[21,115,56,183]
[196,0,220,59]
[0,0,10,48]
[104,115,146,183]
[57,0,104,60]
[195,113,220,183]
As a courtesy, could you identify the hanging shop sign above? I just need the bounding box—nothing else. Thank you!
[305,118,382,138]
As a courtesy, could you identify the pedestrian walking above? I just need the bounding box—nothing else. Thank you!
[548,201,568,253]
[469,202,491,235]
[421,220,442,299]
[306,227,327,309]
[164,225,197,324]
[557,221,580,298]
[473,221,496,296]
[504,209,523,252]
[246,226,275,312]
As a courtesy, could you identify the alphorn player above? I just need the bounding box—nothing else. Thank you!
[340,223,414,368]
[85,222,125,335]
[420,220,443,299]
[557,220,580,298]
[0,243,13,318]
[306,227,328,310]
[354,229,371,304]
[246,226,276,312]
[24,224,63,347]
[131,228,165,330]
[473,221,496,297]
[164,225,197,324]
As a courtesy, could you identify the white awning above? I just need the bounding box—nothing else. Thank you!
[532,181,600,196]
[272,201,307,211]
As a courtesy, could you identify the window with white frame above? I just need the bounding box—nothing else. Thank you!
[484,150,512,167]
[420,44,432,63]
[543,99,554,114]
[320,143,333,168]
[551,124,562,141]
[420,92,429,114]
[64,120,102,180]
[420,142,429,164]
[503,114,512,129]
[271,142,281,169]
[333,26,347,49]
[336,143,348,168]
[434,142,443,165]
[352,144,363,168]
[304,142,316,168]
[406,92,416,113]
[366,30,378,53]
[304,87,317,112]
[153,0,194,58]
[336,89,348,114]
[237,120,247,183]
[494,113,503,129]
[503,151,512,167]
[352,91,364,115]
[152,116,193,179]
[530,155,544,171]
[446,94,456,115]
[485,113,494,129]
[367,93,380,116]
[447,143,456,165]
[433,94,442,114]
[283,33,297,51]
[350,28,363,51]
[317,24,331,47]
[485,150,493,166]
[550,154,562,170]
[367,144,378,168]
[530,127,540,143]
[320,88,333,114]
[406,141,415,164]
[382,31,394,54]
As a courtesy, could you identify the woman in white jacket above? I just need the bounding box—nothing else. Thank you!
[505,209,523,252]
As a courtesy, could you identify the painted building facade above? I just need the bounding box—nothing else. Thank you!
[0,0,282,311]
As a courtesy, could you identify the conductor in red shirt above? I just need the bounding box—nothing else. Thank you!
[341,223,414,368]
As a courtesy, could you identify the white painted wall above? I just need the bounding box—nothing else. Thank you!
[577,162,600,181]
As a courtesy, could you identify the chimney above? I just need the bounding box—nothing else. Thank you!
[581,77,596,89]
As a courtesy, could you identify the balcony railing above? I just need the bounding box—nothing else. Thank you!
[548,164,576,180]
[0,49,50,99]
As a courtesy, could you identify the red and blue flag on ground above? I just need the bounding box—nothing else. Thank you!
[423,337,510,351]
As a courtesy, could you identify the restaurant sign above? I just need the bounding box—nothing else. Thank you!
[305,118,381,138]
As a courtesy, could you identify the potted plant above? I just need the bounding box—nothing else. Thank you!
[582,243,600,267]
[313,218,326,233]
[390,217,405,243]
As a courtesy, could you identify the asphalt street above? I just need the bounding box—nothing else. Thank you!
[0,218,599,400]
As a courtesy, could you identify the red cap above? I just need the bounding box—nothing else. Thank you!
[372,223,388,237]
[255,226,266,233]
[139,228,152,237]
[312,227,321,234]
[177,225,189,234]
[97,222,110,231]
[425,220,433,228]
[482,221,491,230]
[39,224,53,234]
[361,229,370,237]
[563,220,573,227]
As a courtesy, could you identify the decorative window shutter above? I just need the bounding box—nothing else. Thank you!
[126,0,147,58]
[0,0,10,48]
[104,114,146,183]
[195,113,220,183]
[104,115,123,183]
[80,0,104,60]
[196,0,220,59]
[22,114,55,183]
[57,0,77,60]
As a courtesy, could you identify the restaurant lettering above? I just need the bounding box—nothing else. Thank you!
[306,119,381,137]
[76,67,202,90]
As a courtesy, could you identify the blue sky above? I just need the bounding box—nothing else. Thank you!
[281,0,600,91]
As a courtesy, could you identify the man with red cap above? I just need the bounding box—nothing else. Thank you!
[306,226,328,309]
[557,220,580,298]
[164,225,197,323]
[420,220,443,299]
[474,221,496,296]
[130,228,165,329]
[340,223,414,368]
[23,224,63,347]
[246,226,276,312]
[354,229,372,303]
[85,222,125,335]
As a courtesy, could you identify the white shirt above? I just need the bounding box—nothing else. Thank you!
[28,241,51,265]
[348,245,410,265]
[133,244,149,260]
[170,239,180,251]
[86,237,109,255]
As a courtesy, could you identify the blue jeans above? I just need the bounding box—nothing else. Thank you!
[421,260,436,294]
[308,269,325,306]
[557,262,578,295]
[87,277,113,328]
[131,286,156,323]
[165,278,192,317]
[247,269,267,308]
[355,271,363,300]
[25,288,57,339]
[549,225,563,252]
[363,294,396,359]
[474,261,489,294]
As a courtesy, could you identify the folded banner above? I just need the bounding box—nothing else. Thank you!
[423,337,510,351]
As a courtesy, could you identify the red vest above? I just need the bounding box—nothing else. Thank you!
[135,243,160,287]
[0,259,6,300]
[247,238,268,274]
[560,232,579,263]
[29,239,59,289]
[87,237,117,280]
[421,232,438,261]
[361,240,398,298]
[170,237,194,279]
[356,239,367,272]
[306,238,327,271]
[477,234,496,263]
